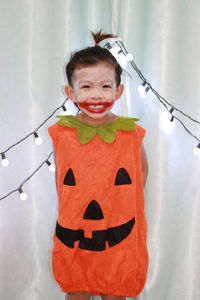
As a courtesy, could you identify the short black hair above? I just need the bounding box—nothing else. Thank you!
[66,46,122,87]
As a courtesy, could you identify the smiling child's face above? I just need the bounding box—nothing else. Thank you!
[65,63,124,122]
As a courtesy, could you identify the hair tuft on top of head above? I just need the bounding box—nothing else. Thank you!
[91,30,118,46]
[66,30,122,87]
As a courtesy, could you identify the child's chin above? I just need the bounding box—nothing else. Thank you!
[82,109,110,119]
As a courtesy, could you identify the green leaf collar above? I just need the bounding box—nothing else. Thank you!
[56,115,139,144]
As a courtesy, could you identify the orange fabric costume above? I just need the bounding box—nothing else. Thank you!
[48,116,148,297]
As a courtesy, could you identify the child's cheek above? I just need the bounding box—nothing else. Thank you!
[74,91,86,102]
[104,92,115,101]
[78,93,88,102]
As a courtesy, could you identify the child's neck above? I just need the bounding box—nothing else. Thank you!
[75,112,118,126]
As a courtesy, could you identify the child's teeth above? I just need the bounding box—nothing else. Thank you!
[88,105,104,109]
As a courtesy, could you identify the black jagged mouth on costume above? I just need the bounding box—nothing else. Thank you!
[56,217,135,251]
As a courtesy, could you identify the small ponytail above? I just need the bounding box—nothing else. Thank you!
[66,30,122,86]
[91,30,117,46]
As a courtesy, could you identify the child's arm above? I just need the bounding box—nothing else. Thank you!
[141,144,148,187]
[53,150,58,192]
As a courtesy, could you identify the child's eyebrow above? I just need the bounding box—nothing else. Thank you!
[79,79,114,85]
[101,80,113,84]
[79,80,92,85]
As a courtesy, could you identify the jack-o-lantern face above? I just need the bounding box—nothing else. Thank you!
[56,167,135,251]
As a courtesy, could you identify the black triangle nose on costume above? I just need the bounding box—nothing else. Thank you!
[83,200,104,220]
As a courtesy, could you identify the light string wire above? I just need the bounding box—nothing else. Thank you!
[0,152,53,201]
[107,41,200,146]
[0,98,68,156]
[105,40,200,143]
[1,40,200,201]
[0,98,68,201]
[115,40,200,125]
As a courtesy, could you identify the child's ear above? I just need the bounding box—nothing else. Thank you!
[115,84,124,100]
[64,85,76,102]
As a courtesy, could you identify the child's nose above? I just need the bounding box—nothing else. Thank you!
[90,87,103,99]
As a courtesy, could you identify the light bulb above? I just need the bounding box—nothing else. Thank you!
[160,109,175,132]
[46,160,55,172]
[137,82,146,94]
[140,91,148,98]
[137,85,145,94]
[193,143,200,156]
[35,136,43,145]
[139,87,150,99]
[49,163,55,172]
[125,53,133,62]
[1,153,9,167]
[19,188,28,200]
[33,132,43,145]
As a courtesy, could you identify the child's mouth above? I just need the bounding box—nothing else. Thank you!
[78,102,113,113]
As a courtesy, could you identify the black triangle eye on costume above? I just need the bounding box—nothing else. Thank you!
[64,168,76,185]
[63,167,132,186]
[115,168,132,185]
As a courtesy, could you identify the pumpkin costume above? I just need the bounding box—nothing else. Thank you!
[48,115,148,297]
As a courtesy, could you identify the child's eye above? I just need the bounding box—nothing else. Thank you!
[81,85,90,89]
[103,85,111,88]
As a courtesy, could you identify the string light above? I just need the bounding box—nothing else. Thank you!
[109,46,120,57]
[106,39,200,127]
[125,53,134,62]
[137,81,146,94]
[19,187,28,201]
[33,132,43,145]
[160,109,175,132]
[118,49,123,55]
[0,99,66,201]
[104,40,200,151]
[193,143,200,156]
[0,98,68,167]
[1,153,9,167]
[0,152,53,201]
[139,86,150,99]
[169,108,175,122]
[62,104,67,112]
[46,160,56,172]
[137,82,150,98]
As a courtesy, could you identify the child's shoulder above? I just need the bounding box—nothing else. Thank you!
[48,120,62,134]
[134,123,146,143]
[48,115,74,130]
[48,117,70,140]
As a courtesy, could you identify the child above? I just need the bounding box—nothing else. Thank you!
[48,31,149,300]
